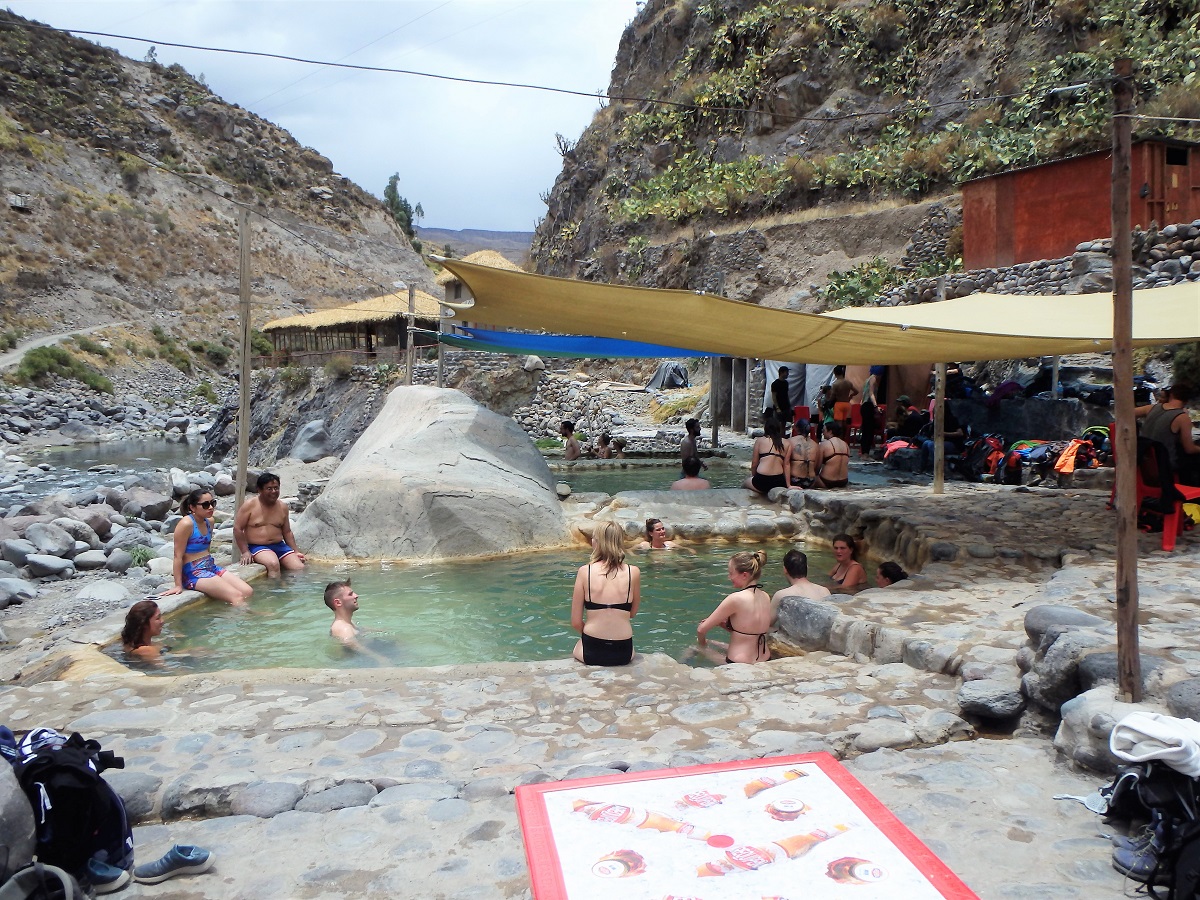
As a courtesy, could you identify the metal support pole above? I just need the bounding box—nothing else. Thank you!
[405,284,415,386]
[1051,355,1061,397]
[933,362,946,495]
[709,356,719,448]
[1112,57,1141,702]
[235,208,252,515]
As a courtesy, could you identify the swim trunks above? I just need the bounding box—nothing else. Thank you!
[752,472,787,493]
[248,540,295,559]
[834,401,851,421]
[182,555,225,590]
[581,633,633,666]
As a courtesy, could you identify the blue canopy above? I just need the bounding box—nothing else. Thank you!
[437,326,715,359]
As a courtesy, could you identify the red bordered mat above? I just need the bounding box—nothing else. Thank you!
[516,752,978,900]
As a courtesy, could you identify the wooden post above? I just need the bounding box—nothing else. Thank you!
[235,208,252,515]
[933,362,946,495]
[437,300,446,388]
[405,284,415,386]
[1112,57,1141,702]
[709,356,720,448]
[1051,355,1061,397]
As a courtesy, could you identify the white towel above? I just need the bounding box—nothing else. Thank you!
[1110,711,1200,776]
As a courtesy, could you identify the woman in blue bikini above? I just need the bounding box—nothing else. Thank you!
[571,521,641,666]
[162,489,253,605]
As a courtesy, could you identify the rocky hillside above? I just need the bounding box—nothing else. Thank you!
[533,0,1200,297]
[0,11,435,373]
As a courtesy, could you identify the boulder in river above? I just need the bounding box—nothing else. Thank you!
[294,387,568,560]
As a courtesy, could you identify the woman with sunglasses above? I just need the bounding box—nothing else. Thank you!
[163,489,253,605]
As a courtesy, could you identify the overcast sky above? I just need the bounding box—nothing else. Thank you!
[8,0,640,232]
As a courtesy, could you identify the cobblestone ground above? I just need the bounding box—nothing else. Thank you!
[3,481,1196,899]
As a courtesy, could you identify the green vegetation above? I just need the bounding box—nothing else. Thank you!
[383,174,424,252]
[126,545,156,568]
[601,0,1200,224]
[1171,342,1200,394]
[0,329,21,351]
[250,329,273,357]
[15,346,113,393]
[816,253,962,309]
[324,354,354,380]
[279,366,311,392]
[72,335,112,358]
[151,325,192,373]
[535,437,561,450]
[194,380,218,402]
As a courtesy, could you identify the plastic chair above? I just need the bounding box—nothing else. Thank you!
[793,405,810,425]
[848,403,862,443]
[1135,438,1200,551]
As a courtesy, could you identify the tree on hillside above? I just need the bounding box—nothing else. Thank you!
[383,174,424,250]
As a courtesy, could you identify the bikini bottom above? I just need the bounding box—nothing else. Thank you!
[581,632,634,666]
[821,478,849,488]
[752,472,787,493]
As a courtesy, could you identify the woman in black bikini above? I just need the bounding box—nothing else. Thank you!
[829,533,867,590]
[571,521,641,666]
[744,416,791,495]
[697,550,772,664]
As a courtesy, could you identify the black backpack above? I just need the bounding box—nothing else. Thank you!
[0,863,82,900]
[10,730,133,881]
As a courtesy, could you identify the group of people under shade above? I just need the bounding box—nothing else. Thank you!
[745,414,852,494]
[571,522,907,667]
[121,472,306,658]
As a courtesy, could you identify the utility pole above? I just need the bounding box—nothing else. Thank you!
[932,278,947,495]
[405,284,416,386]
[235,208,252,515]
[1111,57,1141,702]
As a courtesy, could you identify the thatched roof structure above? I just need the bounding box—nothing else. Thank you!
[435,250,523,286]
[262,290,443,332]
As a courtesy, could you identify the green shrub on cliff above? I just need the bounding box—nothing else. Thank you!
[15,345,112,393]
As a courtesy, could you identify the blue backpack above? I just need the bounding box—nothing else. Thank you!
[8,729,133,882]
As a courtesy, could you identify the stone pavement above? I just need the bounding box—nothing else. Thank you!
[0,654,1128,899]
[5,479,1200,898]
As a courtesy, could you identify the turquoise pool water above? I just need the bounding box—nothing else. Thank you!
[556,461,748,494]
[114,544,839,673]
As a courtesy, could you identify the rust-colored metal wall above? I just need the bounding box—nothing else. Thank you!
[962,140,1200,270]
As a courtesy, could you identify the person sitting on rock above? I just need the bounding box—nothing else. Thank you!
[875,561,909,587]
[638,518,677,549]
[814,421,850,488]
[770,549,831,623]
[163,489,253,605]
[697,550,772,665]
[560,421,581,461]
[233,472,306,577]
[571,521,641,667]
[789,419,818,488]
[122,599,165,659]
[671,456,711,491]
[744,415,791,495]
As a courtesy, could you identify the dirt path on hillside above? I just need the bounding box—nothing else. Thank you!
[0,321,127,370]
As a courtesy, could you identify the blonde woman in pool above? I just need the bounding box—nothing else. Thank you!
[571,521,641,666]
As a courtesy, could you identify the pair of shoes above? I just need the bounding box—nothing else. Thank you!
[133,845,214,884]
[86,858,131,895]
[1112,826,1165,884]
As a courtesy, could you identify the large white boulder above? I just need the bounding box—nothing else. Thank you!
[293,387,569,560]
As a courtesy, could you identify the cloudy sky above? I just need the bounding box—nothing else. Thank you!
[9,0,640,232]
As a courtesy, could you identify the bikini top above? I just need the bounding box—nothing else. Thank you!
[184,515,212,554]
[724,585,769,637]
[584,564,634,612]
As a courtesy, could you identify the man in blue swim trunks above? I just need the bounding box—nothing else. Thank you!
[233,472,306,577]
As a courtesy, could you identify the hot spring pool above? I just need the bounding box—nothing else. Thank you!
[110,544,839,673]
[554,460,748,494]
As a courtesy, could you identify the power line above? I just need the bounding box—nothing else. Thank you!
[4,18,1062,126]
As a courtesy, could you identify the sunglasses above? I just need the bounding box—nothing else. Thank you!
[196,501,216,509]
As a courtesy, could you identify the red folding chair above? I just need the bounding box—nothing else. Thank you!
[848,403,862,444]
[1135,438,1200,551]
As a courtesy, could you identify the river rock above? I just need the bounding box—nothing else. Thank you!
[231,782,304,818]
[75,581,130,604]
[958,679,1026,719]
[294,387,568,560]
[24,554,75,578]
[123,487,174,521]
[1024,605,1107,644]
[59,421,98,440]
[1022,631,1111,713]
[76,505,114,539]
[52,517,101,550]
[72,549,109,570]
[0,577,36,608]
[106,548,134,573]
[0,762,34,880]
[289,420,330,463]
[294,781,376,813]
[775,596,837,650]
[1053,686,1139,773]
[105,527,154,553]
[25,522,76,558]
[1,538,36,567]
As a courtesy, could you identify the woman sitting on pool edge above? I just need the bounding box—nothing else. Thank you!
[638,518,677,550]
[162,489,254,605]
[829,533,867,591]
[697,550,773,664]
[571,521,641,666]
[122,599,165,659]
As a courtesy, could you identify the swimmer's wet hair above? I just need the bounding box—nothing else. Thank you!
[783,549,808,578]
[730,549,766,580]
[682,456,703,477]
[878,561,908,584]
[323,579,352,610]
[591,521,626,569]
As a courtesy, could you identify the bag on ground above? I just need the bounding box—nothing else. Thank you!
[0,863,82,900]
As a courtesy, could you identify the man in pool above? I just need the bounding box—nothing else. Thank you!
[560,421,581,461]
[234,472,306,577]
[325,580,391,663]
[770,549,830,621]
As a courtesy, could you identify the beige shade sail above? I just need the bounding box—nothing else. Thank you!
[437,258,1200,365]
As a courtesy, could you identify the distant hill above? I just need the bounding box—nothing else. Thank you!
[416,227,532,265]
